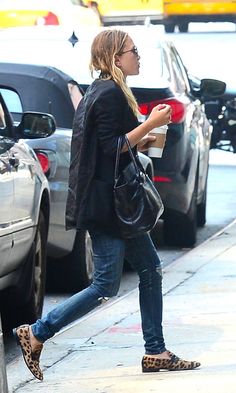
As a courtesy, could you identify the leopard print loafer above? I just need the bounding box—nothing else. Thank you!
[142,351,201,373]
[13,324,43,380]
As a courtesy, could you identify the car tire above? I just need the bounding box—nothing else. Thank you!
[197,178,208,227]
[47,230,94,293]
[163,181,197,247]
[65,230,94,292]
[178,23,189,32]
[16,211,47,324]
[164,23,175,33]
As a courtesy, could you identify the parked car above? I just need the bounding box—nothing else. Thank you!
[161,0,236,33]
[0,0,101,29]
[0,62,154,292]
[0,25,225,248]
[0,91,56,327]
[122,28,225,247]
[83,0,163,26]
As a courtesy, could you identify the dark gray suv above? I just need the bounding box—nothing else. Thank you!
[0,92,56,327]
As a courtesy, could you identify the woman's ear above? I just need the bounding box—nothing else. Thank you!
[115,55,121,68]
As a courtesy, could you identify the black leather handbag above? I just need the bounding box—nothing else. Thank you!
[114,136,164,238]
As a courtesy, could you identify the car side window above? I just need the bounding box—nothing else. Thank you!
[68,82,83,110]
[0,88,23,121]
[169,47,187,93]
[172,46,191,93]
[161,48,172,83]
[0,102,6,130]
[0,94,13,138]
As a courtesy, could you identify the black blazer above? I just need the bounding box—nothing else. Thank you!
[65,78,139,236]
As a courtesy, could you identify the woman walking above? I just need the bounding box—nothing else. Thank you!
[14,29,200,381]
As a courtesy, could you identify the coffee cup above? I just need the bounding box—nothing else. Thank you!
[148,125,168,158]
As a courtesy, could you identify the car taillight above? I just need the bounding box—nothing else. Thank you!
[153,176,172,183]
[139,97,188,124]
[36,152,50,174]
[35,12,59,26]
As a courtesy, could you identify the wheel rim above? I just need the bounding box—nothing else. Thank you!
[34,227,43,313]
[85,232,94,282]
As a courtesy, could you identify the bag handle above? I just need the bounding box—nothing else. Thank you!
[114,135,141,182]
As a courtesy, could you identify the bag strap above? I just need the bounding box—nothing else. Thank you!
[114,135,141,181]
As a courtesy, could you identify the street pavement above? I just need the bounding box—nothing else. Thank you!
[6,219,236,393]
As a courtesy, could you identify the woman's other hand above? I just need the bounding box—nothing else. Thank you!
[137,134,156,152]
[125,104,171,150]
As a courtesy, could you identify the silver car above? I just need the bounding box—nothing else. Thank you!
[0,91,56,326]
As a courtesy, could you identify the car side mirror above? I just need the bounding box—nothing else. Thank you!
[200,79,226,98]
[17,112,56,139]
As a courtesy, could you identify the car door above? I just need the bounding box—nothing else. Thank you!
[0,98,14,277]
[171,45,211,194]
[0,89,37,266]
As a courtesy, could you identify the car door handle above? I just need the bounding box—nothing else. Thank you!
[9,156,20,168]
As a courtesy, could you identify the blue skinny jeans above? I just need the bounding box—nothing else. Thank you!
[32,230,166,354]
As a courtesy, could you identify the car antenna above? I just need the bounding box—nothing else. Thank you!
[68,31,79,47]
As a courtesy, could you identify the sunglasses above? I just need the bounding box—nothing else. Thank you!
[119,46,139,56]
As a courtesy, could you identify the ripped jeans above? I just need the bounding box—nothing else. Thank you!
[32,230,166,354]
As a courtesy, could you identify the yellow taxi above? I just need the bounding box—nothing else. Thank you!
[163,0,236,32]
[83,0,164,25]
[0,0,101,29]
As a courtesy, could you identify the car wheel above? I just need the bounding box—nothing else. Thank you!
[16,211,47,324]
[47,230,94,293]
[178,23,189,32]
[197,179,207,227]
[65,230,94,292]
[163,182,197,247]
[164,23,175,33]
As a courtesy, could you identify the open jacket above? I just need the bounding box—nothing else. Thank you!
[65,78,139,236]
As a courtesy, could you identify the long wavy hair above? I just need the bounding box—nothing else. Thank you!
[89,29,139,116]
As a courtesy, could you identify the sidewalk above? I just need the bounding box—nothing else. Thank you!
[7,220,236,393]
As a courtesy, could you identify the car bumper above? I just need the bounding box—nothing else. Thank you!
[103,12,163,25]
[163,1,236,15]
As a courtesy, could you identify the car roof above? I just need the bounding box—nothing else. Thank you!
[0,63,78,128]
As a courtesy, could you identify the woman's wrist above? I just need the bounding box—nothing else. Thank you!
[141,118,157,134]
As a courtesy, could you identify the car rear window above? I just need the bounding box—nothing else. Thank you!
[127,46,171,89]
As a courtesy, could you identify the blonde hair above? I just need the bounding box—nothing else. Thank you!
[89,29,139,116]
